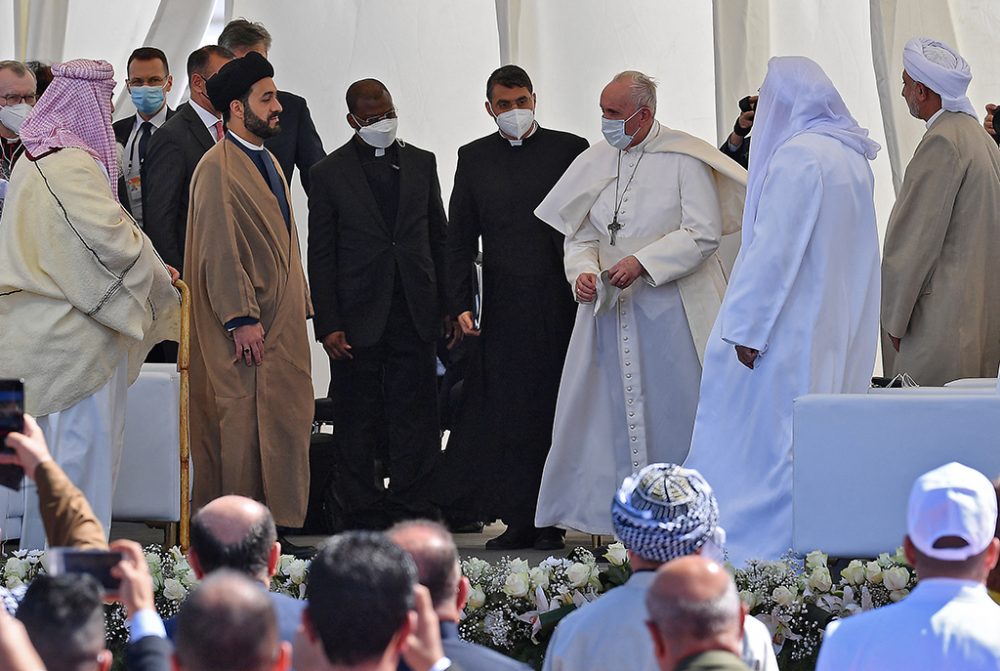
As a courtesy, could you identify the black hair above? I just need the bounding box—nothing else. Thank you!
[126,47,169,75]
[345,78,390,115]
[17,574,105,671]
[486,64,533,101]
[186,45,235,80]
[307,531,416,665]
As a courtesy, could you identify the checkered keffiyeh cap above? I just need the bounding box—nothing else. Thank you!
[611,463,720,563]
[19,59,118,197]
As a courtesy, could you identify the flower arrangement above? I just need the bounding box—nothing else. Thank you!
[1,543,919,671]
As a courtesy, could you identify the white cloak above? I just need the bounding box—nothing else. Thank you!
[685,133,880,565]
[534,123,747,534]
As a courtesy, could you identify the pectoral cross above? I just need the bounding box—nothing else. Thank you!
[608,216,621,246]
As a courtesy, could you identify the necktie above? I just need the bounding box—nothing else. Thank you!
[213,120,224,142]
[137,121,152,166]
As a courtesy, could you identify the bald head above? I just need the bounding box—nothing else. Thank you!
[388,520,460,608]
[645,556,743,669]
[346,78,391,115]
[175,571,285,671]
[190,495,277,581]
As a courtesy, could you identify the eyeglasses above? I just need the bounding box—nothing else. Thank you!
[127,77,167,88]
[2,93,36,105]
[353,107,398,126]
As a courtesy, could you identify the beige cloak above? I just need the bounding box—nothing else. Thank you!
[0,148,179,415]
[184,138,313,526]
[882,112,1000,386]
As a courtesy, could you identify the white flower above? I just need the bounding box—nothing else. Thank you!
[4,575,23,589]
[279,555,295,574]
[467,585,486,610]
[808,567,833,593]
[566,562,592,588]
[864,561,883,584]
[502,572,530,598]
[889,589,909,602]
[883,566,910,591]
[4,557,28,580]
[841,560,866,585]
[739,589,759,610]
[604,542,628,567]
[287,559,308,585]
[771,585,796,607]
[805,550,828,570]
[529,567,550,590]
[508,559,530,575]
[163,578,188,602]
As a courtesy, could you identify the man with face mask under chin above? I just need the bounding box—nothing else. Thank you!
[0,60,38,219]
[308,79,453,530]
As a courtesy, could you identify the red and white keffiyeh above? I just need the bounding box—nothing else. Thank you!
[18,59,118,197]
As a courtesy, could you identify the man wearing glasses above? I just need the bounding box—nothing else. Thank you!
[0,60,37,218]
[112,47,175,227]
[308,78,457,530]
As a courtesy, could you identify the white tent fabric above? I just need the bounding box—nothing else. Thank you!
[4,0,1000,394]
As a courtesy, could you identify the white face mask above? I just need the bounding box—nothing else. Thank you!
[492,106,535,140]
[601,107,642,150]
[0,102,32,136]
[355,117,398,149]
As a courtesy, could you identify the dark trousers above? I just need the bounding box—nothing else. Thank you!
[328,296,440,527]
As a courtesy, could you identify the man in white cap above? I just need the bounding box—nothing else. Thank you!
[881,37,1000,386]
[816,462,1000,670]
[543,464,776,671]
[685,57,881,565]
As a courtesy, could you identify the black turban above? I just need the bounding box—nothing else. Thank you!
[207,51,274,113]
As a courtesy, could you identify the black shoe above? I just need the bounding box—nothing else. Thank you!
[485,526,536,550]
[533,527,566,551]
[278,536,317,559]
[448,520,485,534]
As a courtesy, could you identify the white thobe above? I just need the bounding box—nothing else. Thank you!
[535,123,729,535]
[816,579,1000,670]
[543,571,778,671]
[685,133,880,565]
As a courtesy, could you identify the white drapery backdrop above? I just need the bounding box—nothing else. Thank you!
[3,0,1000,391]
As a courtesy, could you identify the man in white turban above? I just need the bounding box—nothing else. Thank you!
[882,37,1000,385]
[685,56,882,564]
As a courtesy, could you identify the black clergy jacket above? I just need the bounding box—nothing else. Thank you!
[307,136,448,348]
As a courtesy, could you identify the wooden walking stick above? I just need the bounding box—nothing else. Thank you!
[174,279,192,551]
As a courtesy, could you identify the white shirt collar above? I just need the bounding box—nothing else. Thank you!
[228,129,265,151]
[190,98,222,129]
[926,108,946,129]
[625,120,661,154]
[502,122,539,147]
[132,104,169,131]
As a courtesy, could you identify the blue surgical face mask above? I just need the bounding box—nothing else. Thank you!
[130,85,166,117]
[601,107,642,150]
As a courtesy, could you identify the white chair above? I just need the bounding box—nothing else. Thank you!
[792,389,1000,557]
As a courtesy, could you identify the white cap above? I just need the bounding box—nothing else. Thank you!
[907,462,997,561]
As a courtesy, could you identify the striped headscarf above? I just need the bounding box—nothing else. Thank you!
[18,59,118,197]
[611,463,720,563]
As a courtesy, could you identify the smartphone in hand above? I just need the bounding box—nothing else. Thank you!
[0,380,25,490]
[47,548,125,597]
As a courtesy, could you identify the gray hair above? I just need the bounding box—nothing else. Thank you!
[218,18,272,53]
[613,70,657,114]
[646,575,740,640]
[0,60,35,82]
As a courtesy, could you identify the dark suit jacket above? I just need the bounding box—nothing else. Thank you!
[265,90,326,194]
[398,621,525,671]
[308,138,448,347]
[720,135,750,169]
[126,635,172,671]
[113,108,176,216]
[141,102,215,272]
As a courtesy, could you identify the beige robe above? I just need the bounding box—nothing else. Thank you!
[882,112,1000,386]
[184,138,313,526]
[0,147,179,415]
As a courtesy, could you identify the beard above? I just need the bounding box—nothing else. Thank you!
[245,105,281,139]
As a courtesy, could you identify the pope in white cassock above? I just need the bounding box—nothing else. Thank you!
[685,57,882,565]
[533,71,747,535]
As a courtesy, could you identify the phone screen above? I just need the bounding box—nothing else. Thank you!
[0,379,24,452]
[48,549,125,596]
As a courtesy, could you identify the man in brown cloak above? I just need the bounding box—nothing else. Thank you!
[184,52,312,530]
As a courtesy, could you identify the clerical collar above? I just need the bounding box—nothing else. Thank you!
[925,108,945,129]
[501,122,539,147]
[625,121,661,154]
[228,129,265,152]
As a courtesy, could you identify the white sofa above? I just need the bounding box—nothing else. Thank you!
[792,385,1000,557]
[1,363,183,543]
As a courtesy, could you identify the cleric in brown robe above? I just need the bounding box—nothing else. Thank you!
[184,52,313,528]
